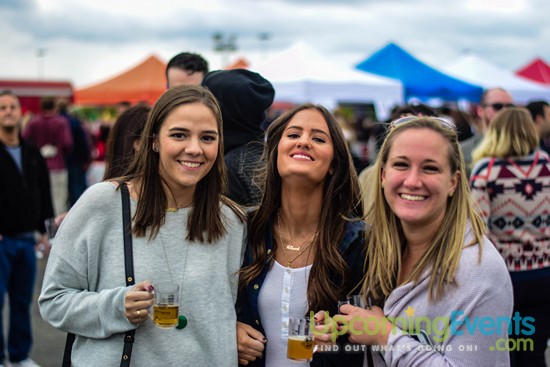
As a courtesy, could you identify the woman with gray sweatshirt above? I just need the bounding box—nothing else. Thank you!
[39,85,246,367]
[332,116,513,366]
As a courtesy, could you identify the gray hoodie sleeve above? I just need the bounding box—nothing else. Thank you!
[38,182,136,338]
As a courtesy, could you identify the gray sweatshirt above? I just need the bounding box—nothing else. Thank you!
[369,226,513,366]
[39,182,246,367]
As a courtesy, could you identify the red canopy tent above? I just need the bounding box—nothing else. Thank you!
[74,54,167,106]
[516,58,550,86]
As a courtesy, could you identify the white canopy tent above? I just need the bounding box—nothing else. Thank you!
[250,42,403,119]
[443,54,550,104]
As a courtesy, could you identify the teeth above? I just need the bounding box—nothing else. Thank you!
[400,194,425,201]
[181,162,200,168]
[292,154,312,160]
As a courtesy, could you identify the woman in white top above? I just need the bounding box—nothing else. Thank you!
[237,104,366,367]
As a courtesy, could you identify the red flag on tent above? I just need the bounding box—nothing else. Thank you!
[516,58,550,86]
[225,57,250,70]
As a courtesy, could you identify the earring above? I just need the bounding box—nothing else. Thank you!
[449,191,454,197]
[153,146,159,153]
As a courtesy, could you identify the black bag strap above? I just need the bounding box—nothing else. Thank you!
[120,182,136,367]
[61,333,75,367]
[366,345,374,366]
[61,182,136,367]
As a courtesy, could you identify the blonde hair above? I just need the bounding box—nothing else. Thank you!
[362,117,485,302]
[472,108,538,164]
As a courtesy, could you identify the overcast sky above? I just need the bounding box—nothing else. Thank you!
[1,0,549,88]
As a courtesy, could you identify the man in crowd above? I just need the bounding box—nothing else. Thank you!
[201,69,275,206]
[23,97,73,215]
[460,87,514,177]
[0,90,53,367]
[56,99,91,207]
[165,52,209,88]
[525,100,550,154]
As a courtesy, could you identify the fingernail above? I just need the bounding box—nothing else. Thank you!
[147,285,155,291]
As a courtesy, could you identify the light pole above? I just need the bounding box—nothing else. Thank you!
[36,48,47,79]
[259,32,271,61]
[213,32,238,68]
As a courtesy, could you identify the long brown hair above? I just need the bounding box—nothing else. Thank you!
[239,104,363,311]
[124,85,244,242]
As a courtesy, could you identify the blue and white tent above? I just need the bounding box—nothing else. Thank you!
[356,43,483,102]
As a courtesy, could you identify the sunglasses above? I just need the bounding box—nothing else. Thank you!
[390,116,456,130]
[482,103,515,111]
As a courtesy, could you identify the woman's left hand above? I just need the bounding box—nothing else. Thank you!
[311,310,340,346]
[338,304,392,346]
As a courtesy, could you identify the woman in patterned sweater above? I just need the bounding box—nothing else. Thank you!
[470,107,550,367]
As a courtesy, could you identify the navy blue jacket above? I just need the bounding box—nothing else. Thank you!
[237,219,366,367]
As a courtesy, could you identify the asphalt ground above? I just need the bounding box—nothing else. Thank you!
[29,257,66,366]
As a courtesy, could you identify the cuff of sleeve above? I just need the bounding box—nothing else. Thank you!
[384,327,422,364]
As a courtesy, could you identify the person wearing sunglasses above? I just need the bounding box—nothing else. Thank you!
[460,88,514,178]
[337,116,513,366]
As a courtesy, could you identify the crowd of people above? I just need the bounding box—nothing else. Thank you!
[0,50,549,367]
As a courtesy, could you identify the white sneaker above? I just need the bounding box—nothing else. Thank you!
[10,359,40,367]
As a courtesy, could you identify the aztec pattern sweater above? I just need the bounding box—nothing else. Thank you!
[470,150,550,272]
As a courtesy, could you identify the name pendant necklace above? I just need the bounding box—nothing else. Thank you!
[160,227,189,330]
[277,211,318,267]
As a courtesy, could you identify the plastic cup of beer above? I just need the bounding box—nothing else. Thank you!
[287,317,314,362]
[347,294,366,308]
[338,294,367,312]
[153,281,179,328]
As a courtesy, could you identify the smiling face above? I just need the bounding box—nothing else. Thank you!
[154,101,219,203]
[276,108,334,186]
[381,127,459,232]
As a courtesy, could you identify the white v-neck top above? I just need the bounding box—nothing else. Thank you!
[258,260,312,367]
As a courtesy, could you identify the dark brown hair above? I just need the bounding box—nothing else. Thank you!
[124,85,243,242]
[103,104,150,180]
[239,103,363,311]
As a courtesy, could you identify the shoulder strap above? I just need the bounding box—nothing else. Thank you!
[119,182,136,367]
[61,183,136,367]
[120,183,135,287]
[62,333,75,367]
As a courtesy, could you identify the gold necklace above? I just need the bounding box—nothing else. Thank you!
[166,203,191,212]
[277,211,318,267]
[277,211,318,251]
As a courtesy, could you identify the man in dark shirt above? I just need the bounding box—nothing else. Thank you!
[0,90,54,367]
